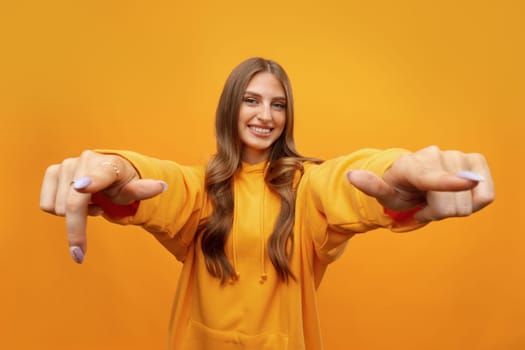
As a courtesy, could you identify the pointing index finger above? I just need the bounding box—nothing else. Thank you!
[64,152,128,263]
[65,187,91,263]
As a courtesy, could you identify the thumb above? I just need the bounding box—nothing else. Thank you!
[91,179,168,219]
[346,169,395,203]
[111,178,168,204]
[346,170,419,211]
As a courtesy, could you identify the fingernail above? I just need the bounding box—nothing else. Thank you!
[72,177,92,190]
[456,171,485,182]
[70,246,84,264]
[346,170,353,181]
[159,181,168,193]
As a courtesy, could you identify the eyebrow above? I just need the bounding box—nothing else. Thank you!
[244,91,286,100]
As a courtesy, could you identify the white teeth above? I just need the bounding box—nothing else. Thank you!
[250,126,271,134]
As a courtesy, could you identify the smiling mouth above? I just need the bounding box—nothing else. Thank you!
[249,126,273,135]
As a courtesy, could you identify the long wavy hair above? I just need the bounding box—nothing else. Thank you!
[198,57,320,283]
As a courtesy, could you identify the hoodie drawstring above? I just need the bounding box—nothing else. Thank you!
[230,166,268,285]
[259,179,268,284]
[230,181,240,284]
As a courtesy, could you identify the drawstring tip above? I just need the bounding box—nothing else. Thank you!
[259,274,268,284]
[229,272,241,284]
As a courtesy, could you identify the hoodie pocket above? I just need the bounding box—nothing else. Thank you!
[178,319,289,350]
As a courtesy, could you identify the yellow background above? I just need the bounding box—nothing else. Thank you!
[1,0,523,349]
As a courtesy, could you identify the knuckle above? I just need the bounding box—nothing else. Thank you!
[469,152,486,162]
[61,157,78,170]
[396,153,412,165]
[389,154,411,172]
[476,192,495,209]
[55,207,66,216]
[79,149,95,159]
[414,145,441,163]
[65,198,85,214]
[424,145,441,154]
[67,234,85,247]
[435,205,458,219]
[444,150,463,159]
[44,164,59,177]
[455,205,472,217]
[54,201,67,216]
[41,199,65,216]
[39,201,56,214]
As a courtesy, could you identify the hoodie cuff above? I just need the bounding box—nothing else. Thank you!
[384,206,423,224]
[91,192,139,219]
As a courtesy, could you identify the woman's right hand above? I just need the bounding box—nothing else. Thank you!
[40,150,167,264]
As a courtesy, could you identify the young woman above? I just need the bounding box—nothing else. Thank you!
[40,57,494,349]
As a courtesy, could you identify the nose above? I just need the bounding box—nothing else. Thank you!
[257,103,272,122]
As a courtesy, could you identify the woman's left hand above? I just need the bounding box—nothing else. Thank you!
[346,146,495,223]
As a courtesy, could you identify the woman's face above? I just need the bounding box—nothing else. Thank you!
[238,72,286,164]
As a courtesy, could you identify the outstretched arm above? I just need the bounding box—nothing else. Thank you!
[346,146,494,223]
[40,150,167,263]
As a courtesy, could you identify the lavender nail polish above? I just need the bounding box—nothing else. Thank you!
[70,246,84,264]
[456,171,485,182]
[159,181,168,193]
[72,177,92,190]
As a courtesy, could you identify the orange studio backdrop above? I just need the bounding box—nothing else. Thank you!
[1,0,524,349]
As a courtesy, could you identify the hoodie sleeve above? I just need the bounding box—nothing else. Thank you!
[296,148,424,264]
[96,150,206,261]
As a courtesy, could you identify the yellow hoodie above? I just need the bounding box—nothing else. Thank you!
[103,148,419,349]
